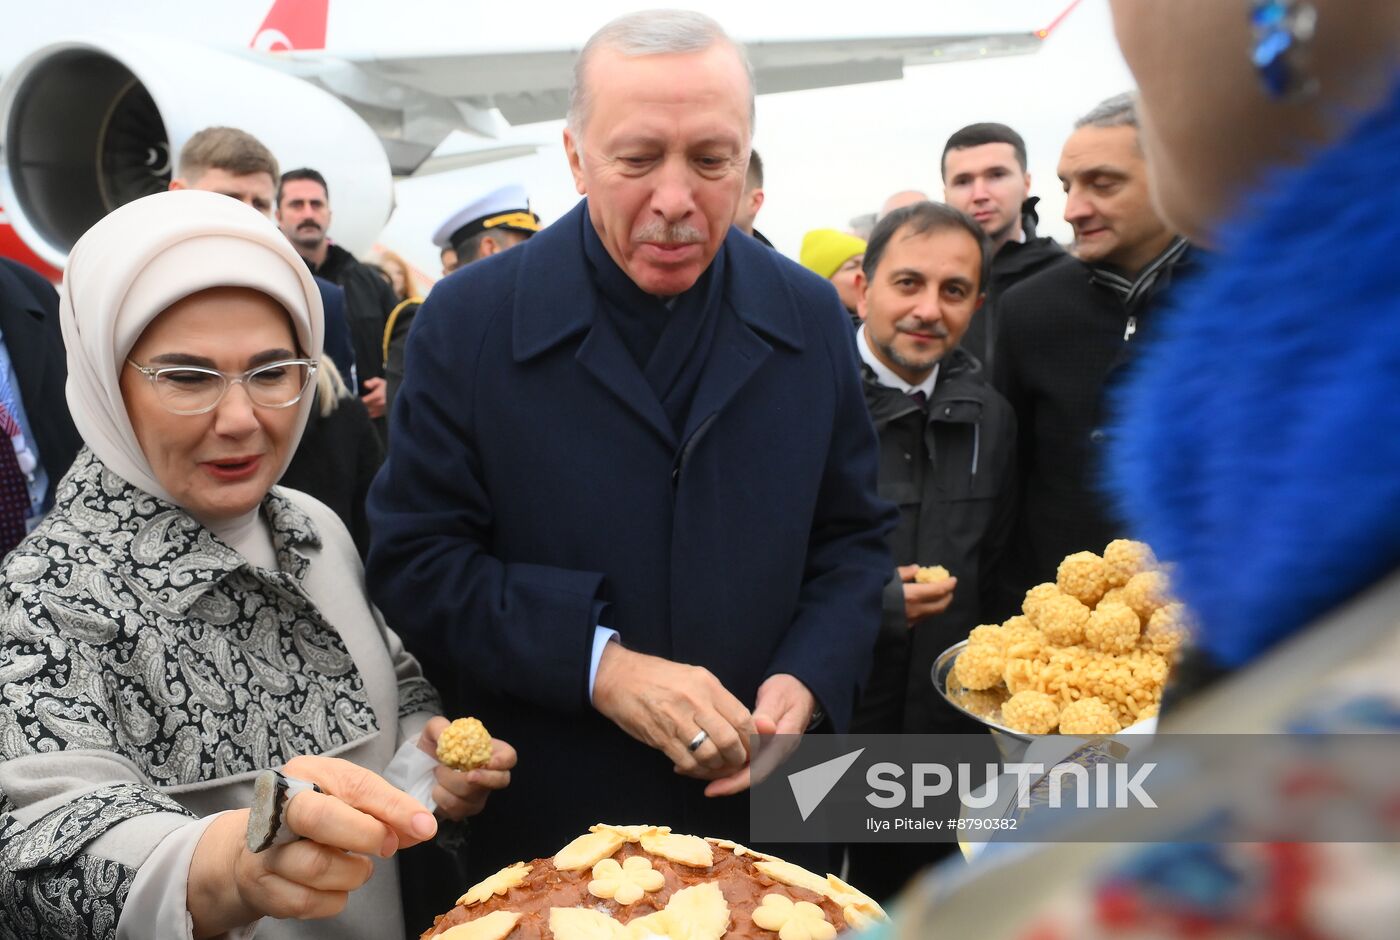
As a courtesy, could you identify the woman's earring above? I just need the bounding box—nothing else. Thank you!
[1251,0,1319,100]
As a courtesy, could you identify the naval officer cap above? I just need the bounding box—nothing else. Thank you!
[433,184,541,257]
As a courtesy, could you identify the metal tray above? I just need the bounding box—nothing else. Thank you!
[932,640,1031,744]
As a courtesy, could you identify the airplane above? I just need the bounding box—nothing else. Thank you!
[0,0,1080,279]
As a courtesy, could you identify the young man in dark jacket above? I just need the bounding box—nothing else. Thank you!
[846,201,1017,901]
[849,201,1017,738]
[941,123,1068,376]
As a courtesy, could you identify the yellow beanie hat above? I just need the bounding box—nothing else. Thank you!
[799,229,868,280]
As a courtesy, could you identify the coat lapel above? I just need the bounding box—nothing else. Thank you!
[677,233,808,446]
[575,311,677,449]
[512,200,677,449]
[678,301,771,446]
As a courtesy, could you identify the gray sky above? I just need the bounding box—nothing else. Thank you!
[379,0,1135,282]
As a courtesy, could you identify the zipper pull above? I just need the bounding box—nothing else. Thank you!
[1123,315,1138,342]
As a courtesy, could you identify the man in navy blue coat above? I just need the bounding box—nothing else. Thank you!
[367,10,893,872]
[0,259,81,552]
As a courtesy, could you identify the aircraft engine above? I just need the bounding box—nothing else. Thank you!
[0,35,394,268]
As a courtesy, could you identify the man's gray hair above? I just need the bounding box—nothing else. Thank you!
[567,9,756,136]
[1074,92,1140,130]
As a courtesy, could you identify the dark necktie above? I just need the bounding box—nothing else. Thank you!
[907,389,928,408]
[0,402,30,554]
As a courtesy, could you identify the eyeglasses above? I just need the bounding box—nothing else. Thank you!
[125,358,318,416]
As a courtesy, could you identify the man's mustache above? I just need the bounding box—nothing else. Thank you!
[634,220,704,244]
[897,320,950,339]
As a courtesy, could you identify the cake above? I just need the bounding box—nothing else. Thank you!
[422,824,887,940]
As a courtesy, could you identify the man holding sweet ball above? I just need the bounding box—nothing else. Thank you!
[846,201,1018,897]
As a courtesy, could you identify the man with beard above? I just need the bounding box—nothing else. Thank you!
[367,9,893,872]
[278,168,398,427]
[844,201,1016,900]
[941,123,1067,376]
[993,93,1190,608]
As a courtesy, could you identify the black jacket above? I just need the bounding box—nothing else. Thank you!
[0,260,81,507]
[279,391,383,560]
[958,203,1067,377]
[313,244,397,391]
[853,346,1017,734]
[992,243,1191,614]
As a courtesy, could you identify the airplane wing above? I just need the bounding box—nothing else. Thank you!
[277,28,1046,130]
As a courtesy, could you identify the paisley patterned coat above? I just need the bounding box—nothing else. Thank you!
[0,448,440,940]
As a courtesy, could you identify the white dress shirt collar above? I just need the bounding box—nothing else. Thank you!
[857,324,938,398]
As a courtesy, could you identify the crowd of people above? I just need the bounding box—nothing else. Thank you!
[0,1,1397,938]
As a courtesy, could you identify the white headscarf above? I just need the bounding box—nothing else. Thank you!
[60,189,323,516]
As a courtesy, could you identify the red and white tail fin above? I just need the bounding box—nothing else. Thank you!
[250,0,329,52]
[1035,0,1083,40]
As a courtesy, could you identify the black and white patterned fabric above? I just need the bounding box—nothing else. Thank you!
[0,448,396,935]
[0,852,135,940]
[1,448,379,777]
[0,785,189,940]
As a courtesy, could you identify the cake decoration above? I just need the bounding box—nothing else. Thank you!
[421,826,888,939]
[589,856,666,905]
[750,894,836,940]
[554,830,628,871]
[437,910,522,940]
[457,862,533,907]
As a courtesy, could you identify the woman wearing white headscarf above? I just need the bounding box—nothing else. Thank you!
[0,190,514,940]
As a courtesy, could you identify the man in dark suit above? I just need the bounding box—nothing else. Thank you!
[0,259,81,554]
[368,10,893,873]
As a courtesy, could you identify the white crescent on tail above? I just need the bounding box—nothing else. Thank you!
[251,28,294,53]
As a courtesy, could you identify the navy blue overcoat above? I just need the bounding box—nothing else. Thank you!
[367,200,893,871]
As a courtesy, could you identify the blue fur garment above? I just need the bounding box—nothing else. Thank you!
[1107,78,1400,668]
